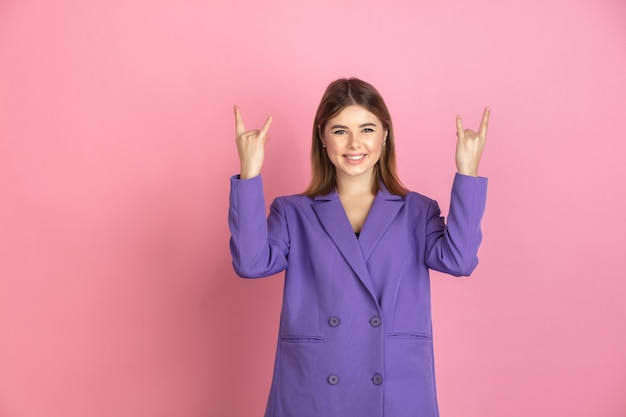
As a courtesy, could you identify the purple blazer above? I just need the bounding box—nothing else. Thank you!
[229,173,488,417]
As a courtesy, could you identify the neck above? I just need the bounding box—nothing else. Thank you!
[336,173,375,197]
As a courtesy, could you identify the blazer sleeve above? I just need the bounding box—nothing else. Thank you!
[424,173,488,276]
[228,174,289,278]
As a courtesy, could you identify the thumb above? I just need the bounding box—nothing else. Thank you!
[259,115,273,142]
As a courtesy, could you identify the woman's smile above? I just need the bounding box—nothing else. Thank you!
[344,153,367,163]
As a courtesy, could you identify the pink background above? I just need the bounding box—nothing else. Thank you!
[1,0,625,416]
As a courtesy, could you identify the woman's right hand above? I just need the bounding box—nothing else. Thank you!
[234,105,272,179]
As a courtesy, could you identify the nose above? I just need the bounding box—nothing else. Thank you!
[347,132,361,149]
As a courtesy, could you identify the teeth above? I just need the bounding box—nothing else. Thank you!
[346,155,364,160]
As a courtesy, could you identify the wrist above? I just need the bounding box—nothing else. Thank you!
[457,168,478,177]
[239,169,260,180]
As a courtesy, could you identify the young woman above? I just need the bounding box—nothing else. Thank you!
[229,78,489,417]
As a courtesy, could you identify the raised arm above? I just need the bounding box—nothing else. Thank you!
[229,106,288,278]
[425,107,491,276]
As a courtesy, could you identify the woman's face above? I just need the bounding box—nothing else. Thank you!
[321,105,388,183]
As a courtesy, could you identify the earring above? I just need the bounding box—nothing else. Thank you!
[322,144,326,148]
[383,142,386,146]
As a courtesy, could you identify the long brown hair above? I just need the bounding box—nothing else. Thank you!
[303,77,407,197]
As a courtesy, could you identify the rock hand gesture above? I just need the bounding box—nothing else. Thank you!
[234,105,272,180]
[455,107,490,177]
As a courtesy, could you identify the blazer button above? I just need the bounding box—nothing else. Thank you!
[328,316,341,327]
[372,373,383,386]
[369,316,382,327]
[327,374,340,385]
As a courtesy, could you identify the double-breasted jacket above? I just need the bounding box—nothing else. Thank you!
[228,173,488,417]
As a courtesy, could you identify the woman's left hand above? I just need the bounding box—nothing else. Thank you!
[455,107,490,177]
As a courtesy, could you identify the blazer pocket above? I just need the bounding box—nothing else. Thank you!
[388,332,432,340]
[279,335,324,343]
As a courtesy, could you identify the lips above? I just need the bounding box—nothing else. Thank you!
[344,154,366,161]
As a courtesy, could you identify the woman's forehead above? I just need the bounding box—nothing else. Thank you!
[328,105,381,125]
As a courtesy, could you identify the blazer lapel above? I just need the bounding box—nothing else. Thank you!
[358,187,405,261]
[312,192,376,300]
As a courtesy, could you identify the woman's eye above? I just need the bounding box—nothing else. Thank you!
[363,128,374,133]
[333,130,347,135]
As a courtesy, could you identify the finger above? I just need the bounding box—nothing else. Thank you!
[478,106,490,138]
[456,115,465,140]
[234,105,245,136]
[464,129,478,140]
[259,115,273,140]
[242,129,260,138]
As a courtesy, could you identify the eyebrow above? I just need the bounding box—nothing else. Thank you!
[330,123,378,129]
